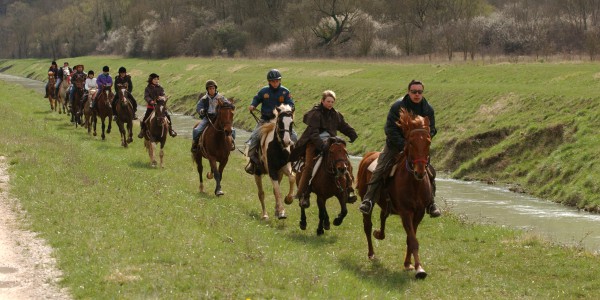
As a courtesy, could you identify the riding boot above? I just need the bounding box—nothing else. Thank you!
[359,181,382,215]
[244,147,260,175]
[138,122,146,139]
[191,138,199,153]
[426,168,441,217]
[168,125,177,137]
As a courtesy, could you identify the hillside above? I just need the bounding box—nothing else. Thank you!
[2,57,599,211]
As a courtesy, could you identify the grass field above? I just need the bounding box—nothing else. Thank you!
[1,58,600,298]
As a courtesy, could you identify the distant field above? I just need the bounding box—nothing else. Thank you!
[2,57,599,211]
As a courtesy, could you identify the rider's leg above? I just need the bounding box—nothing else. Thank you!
[359,144,401,215]
[138,108,152,138]
[54,79,61,98]
[244,123,262,175]
[426,164,441,217]
[165,112,177,137]
[296,143,317,208]
[44,82,49,98]
[191,119,208,152]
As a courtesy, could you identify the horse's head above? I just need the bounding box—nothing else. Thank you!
[274,104,294,147]
[215,98,235,137]
[154,96,167,121]
[75,76,85,89]
[117,83,129,104]
[398,108,431,180]
[62,67,70,79]
[325,137,349,178]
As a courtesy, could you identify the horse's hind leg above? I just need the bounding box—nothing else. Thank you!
[299,207,307,230]
[127,122,133,143]
[196,156,204,193]
[373,208,389,240]
[316,197,329,235]
[159,146,164,168]
[363,214,375,259]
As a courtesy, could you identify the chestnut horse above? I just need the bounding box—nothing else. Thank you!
[193,98,235,195]
[143,97,169,168]
[70,76,85,127]
[46,73,57,112]
[115,83,134,147]
[93,84,113,140]
[297,136,355,235]
[356,108,433,279]
[250,104,296,220]
[82,88,96,134]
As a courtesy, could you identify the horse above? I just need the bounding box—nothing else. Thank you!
[250,104,296,220]
[143,97,169,168]
[57,67,70,115]
[70,76,85,127]
[92,84,113,140]
[46,73,57,112]
[193,98,235,196]
[297,136,354,235]
[115,83,134,147]
[82,88,96,134]
[356,108,433,279]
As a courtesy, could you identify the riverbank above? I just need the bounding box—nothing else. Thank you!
[2,57,599,213]
[1,71,600,298]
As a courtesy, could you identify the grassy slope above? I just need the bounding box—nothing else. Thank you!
[1,76,600,298]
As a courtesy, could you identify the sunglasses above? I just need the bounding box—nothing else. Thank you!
[410,90,424,94]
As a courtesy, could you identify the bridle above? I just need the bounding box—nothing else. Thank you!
[404,128,430,178]
[207,101,234,135]
[324,139,351,193]
[275,110,294,145]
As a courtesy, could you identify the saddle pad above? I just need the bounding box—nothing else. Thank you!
[308,156,323,185]
[367,160,397,177]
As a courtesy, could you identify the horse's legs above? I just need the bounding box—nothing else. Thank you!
[101,119,106,140]
[363,213,375,259]
[333,193,348,226]
[196,156,204,193]
[316,196,329,235]
[118,122,127,147]
[299,207,307,230]
[127,121,133,143]
[270,179,286,220]
[92,114,98,136]
[373,207,389,240]
[107,115,112,134]
[209,159,223,196]
[254,175,267,220]
[159,145,164,168]
[400,212,426,278]
[282,165,295,205]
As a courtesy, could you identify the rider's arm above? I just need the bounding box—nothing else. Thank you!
[384,100,405,149]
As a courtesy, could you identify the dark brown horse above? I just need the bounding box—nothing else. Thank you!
[115,83,134,147]
[143,97,169,168]
[193,98,235,196]
[70,76,85,127]
[356,108,433,279]
[46,73,57,112]
[93,84,113,140]
[297,136,354,235]
[251,104,296,220]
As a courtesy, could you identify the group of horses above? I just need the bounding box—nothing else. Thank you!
[191,100,435,279]
[44,68,173,168]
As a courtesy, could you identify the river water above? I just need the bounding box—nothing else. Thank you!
[2,72,600,253]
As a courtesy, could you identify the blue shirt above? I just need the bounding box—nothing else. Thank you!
[251,85,294,121]
[96,73,113,89]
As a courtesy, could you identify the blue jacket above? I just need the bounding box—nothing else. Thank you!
[196,92,227,117]
[96,73,113,89]
[251,85,294,121]
[385,95,437,149]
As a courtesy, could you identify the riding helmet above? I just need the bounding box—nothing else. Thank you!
[118,66,126,73]
[102,66,109,72]
[88,70,94,75]
[266,69,282,81]
[205,80,217,90]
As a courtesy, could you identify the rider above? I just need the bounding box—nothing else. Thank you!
[191,79,232,153]
[55,61,72,99]
[112,66,138,120]
[69,64,86,108]
[137,73,177,138]
[358,80,441,217]
[83,70,97,113]
[92,66,113,110]
[290,90,358,208]
[44,61,59,98]
[245,69,297,175]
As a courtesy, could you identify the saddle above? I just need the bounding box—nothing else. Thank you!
[367,152,405,178]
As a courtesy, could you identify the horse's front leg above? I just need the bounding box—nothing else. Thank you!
[209,159,223,196]
[281,164,295,205]
[316,196,329,235]
[107,114,112,134]
[362,213,375,259]
[159,143,164,168]
[400,212,426,279]
[127,121,133,143]
[373,207,389,240]
[270,177,286,220]
[195,155,204,193]
[299,206,307,230]
[254,175,267,220]
[92,114,97,136]
[101,119,106,140]
[333,191,348,226]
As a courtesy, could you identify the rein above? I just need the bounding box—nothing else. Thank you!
[404,128,430,174]
[324,142,351,193]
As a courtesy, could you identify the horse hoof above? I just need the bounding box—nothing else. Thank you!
[316,228,324,235]
[373,230,385,240]
[215,190,224,196]
[93,132,97,136]
[127,138,133,143]
[415,270,427,280]
[261,215,269,220]
[368,254,376,260]
[323,222,330,231]
[299,221,307,230]
[277,211,287,220]
[207,172,213,179]
[333,218,343,226]
[284,195,293,205]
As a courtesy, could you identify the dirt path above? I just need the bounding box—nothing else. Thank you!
[0,156,71,300]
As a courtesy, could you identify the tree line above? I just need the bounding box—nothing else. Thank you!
[2,0,600,60]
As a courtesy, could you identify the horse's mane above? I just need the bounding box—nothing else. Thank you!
[260,123,276,136]
[396,108,430,133]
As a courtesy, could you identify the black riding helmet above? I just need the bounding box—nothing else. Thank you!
[88,70,94,75]
[118,66,126,73]
[205,79,217,90]
[267,69,282,81]
[102,66,109,72]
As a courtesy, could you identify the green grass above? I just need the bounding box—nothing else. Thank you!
[2,65,600,298]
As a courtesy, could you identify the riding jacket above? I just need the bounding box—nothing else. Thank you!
[144,84,165,109]
[96,73,113,89]
[196,92,226,118]
[114,74,133,94]
[251,84,294,121]
[48,66,59,79]
[290,103,357,162]
[385,95,437,150]
[70,71,86,85]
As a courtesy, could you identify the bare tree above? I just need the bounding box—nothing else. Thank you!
[312,0,359,46]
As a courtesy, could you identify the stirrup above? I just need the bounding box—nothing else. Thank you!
[244,162,255,175]
[359,200,373,215]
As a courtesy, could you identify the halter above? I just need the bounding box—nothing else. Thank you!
[324,139,351,193]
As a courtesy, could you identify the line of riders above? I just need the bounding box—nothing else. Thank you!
[45,62,440,217]
[45,61,177,138]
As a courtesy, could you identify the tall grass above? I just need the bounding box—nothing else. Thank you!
[1,72,600,298]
